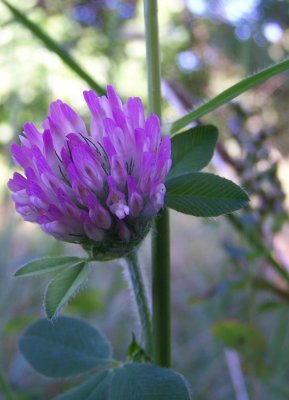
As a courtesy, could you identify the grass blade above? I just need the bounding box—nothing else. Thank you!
[2,0,105,95]
[171,58,289,134]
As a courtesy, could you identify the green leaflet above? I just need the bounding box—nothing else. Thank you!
[14,256,85,277]
[44,262,89,319]
[19,316,112,378]
[56,363,191,400]
[166,172,249,217]
[168,125,218,179]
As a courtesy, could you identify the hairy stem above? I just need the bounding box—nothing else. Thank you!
[144,0,171,367]
[125,250,152,356]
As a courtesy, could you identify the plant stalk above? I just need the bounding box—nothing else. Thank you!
[227,214,289,285]
[152,209,171,367]
[144,0,171,367]
[126,250,152,356]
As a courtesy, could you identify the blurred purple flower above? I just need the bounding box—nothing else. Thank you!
[8,86,171,258]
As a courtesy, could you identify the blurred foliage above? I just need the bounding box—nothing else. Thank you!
[213,319,266,367]
[1,0,289,399]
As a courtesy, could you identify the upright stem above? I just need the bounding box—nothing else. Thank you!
[144,0,171,367]
[126,250,152,356]
[152,209,171,366]
[144,0,162,116]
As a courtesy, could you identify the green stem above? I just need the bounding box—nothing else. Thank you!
[144,0,171,367]
[152,209,171,366]
[144,0,162,117]
[126,250,152,356]
[0,370,15,400]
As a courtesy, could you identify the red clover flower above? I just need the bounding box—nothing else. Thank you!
[8,86,172,259]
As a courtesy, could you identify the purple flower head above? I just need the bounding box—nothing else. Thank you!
[8,86,172,259]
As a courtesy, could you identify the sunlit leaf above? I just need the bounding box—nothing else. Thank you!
[213,320,266,357]
[4,315,36,334]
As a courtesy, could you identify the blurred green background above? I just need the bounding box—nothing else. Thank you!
[1,0,289,399]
